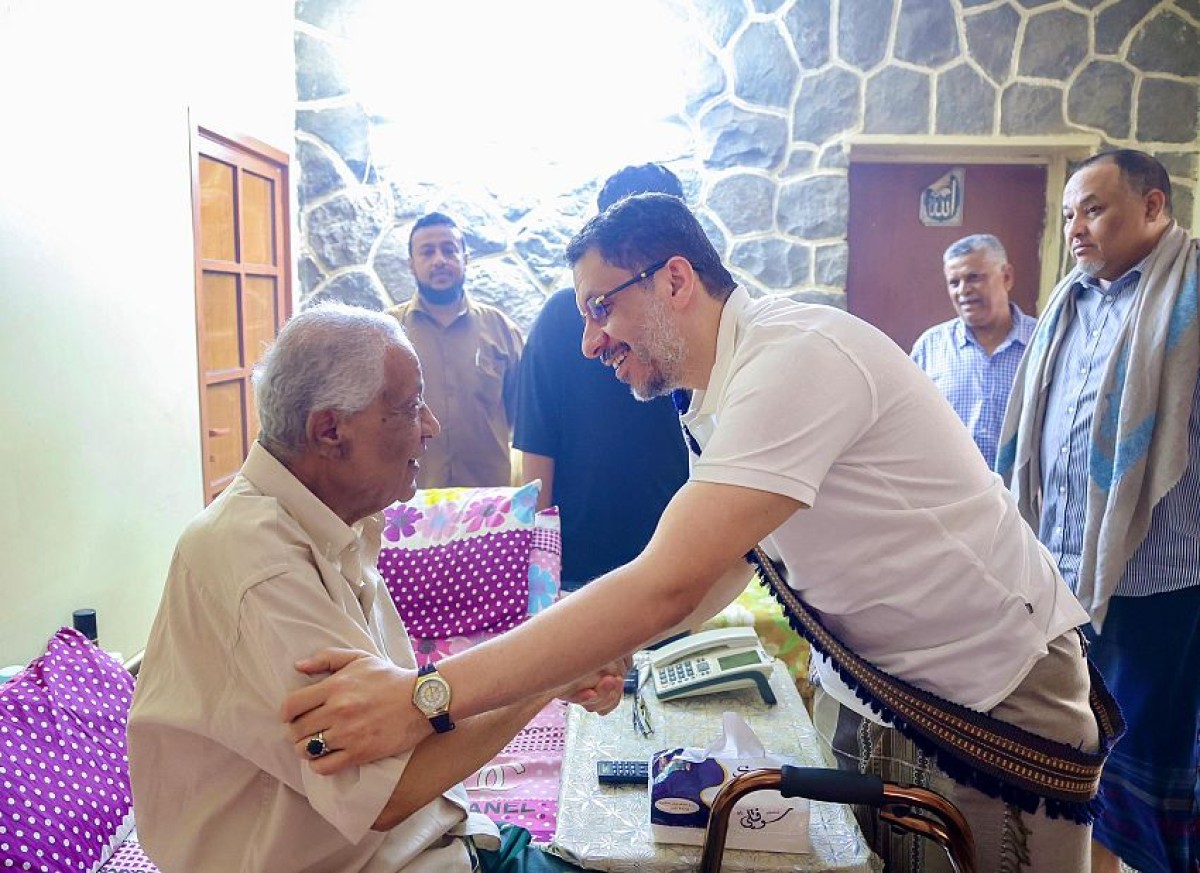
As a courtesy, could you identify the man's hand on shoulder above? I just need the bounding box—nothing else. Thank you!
[281,648,429,774]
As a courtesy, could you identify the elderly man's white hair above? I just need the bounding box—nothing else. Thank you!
[253,302,412,459]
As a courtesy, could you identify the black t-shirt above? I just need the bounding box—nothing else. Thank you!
[513,288,689,588]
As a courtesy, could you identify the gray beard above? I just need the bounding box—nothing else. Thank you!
[632,374,671,402]
[630,299,686,401]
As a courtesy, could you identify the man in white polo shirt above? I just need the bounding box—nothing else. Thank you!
[283,196,1110,872]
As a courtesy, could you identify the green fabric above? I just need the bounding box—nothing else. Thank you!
[476,824,583,872]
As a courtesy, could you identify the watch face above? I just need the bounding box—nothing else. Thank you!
[415,675,450,713]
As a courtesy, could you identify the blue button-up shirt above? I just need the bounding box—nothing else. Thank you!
[1039,265,1200,597]
[911,304,1037,468]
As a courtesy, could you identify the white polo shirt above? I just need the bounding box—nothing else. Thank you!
[683,288,1086,715]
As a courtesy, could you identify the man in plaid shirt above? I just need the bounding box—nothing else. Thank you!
[910,234,1036,468]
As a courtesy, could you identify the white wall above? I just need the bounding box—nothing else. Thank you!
[0,0,295,665]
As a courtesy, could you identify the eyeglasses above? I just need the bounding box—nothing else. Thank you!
[630,661,654,737]
[584,258,670,325]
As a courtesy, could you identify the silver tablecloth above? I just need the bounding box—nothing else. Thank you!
[550,660,881,872]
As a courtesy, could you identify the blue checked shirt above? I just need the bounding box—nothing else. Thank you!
[1039,266,1200,597]
[911,304,1037,468]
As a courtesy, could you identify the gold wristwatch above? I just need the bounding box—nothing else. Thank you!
[412,663,455,733]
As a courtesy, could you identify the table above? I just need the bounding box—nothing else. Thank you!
[550,659,881,872]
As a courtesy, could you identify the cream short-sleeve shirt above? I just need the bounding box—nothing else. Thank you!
[128,443,498,872]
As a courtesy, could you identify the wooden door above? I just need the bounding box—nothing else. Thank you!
[846,162,1047,352]
[192,126,292,503]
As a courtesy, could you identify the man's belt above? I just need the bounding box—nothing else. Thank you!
[747,546,1125,824]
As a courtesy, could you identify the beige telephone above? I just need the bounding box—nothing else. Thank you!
[648,626,776,705]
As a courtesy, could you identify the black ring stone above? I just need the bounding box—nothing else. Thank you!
[305,735,327,758]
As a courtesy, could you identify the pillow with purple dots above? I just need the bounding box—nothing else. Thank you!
[0,627,136,873]
[379,481,543,639]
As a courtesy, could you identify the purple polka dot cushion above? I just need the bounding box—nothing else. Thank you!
[379,483,540,639]
[0,627,136,873]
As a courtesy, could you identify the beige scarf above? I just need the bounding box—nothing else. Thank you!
[996,223,1200,630]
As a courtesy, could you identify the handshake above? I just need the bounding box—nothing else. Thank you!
[554,655,631,714]
[280,647,633,774]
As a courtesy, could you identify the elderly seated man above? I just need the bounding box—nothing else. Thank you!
[127,303,619,871]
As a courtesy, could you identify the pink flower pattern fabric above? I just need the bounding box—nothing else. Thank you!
[378,486,566,840]
[462,700,567,842]
[416,499,461,542]
[396,502,563,663]
[0,628,136,873]
[379,484,541,639]
[461,495,511,533]
[527,509,562,616]
[382,503,423,540]
[410,635,480,666]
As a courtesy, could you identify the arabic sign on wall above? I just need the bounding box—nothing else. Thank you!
[919,168,965,227]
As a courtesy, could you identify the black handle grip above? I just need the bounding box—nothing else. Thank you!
[779,765,885,805]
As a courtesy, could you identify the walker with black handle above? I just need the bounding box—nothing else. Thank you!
[698,764,977,873]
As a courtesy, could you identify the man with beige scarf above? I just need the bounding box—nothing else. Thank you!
[998,149,1200,873]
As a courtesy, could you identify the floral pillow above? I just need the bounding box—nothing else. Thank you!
[379,482,546,639]
[408,506,562,666]
[0,627,136,873]
[526,505,561,617]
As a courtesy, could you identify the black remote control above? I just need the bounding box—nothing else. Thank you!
[597,759,650,785]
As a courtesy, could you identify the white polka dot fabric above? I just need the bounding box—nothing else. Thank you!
[0,628,135,873]
[380,483,541,639]
[402,507,564,668]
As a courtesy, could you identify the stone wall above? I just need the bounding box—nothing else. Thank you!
[295,0,1199,330]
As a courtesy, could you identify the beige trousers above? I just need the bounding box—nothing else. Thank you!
[812,630,1100,873]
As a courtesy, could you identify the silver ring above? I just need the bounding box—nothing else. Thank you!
[305,731,329,759]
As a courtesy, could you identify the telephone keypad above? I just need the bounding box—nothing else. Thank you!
[647,633,776,704]
[658,656,712,689]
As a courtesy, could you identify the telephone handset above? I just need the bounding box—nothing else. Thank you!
[648,626,776,706]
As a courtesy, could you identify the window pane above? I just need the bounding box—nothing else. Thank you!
[199,157,236,261]
[201,272,240,372]
[242,171,275,265]
[243,276,278,369]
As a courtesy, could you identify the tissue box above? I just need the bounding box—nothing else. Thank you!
[648,713,810,854]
